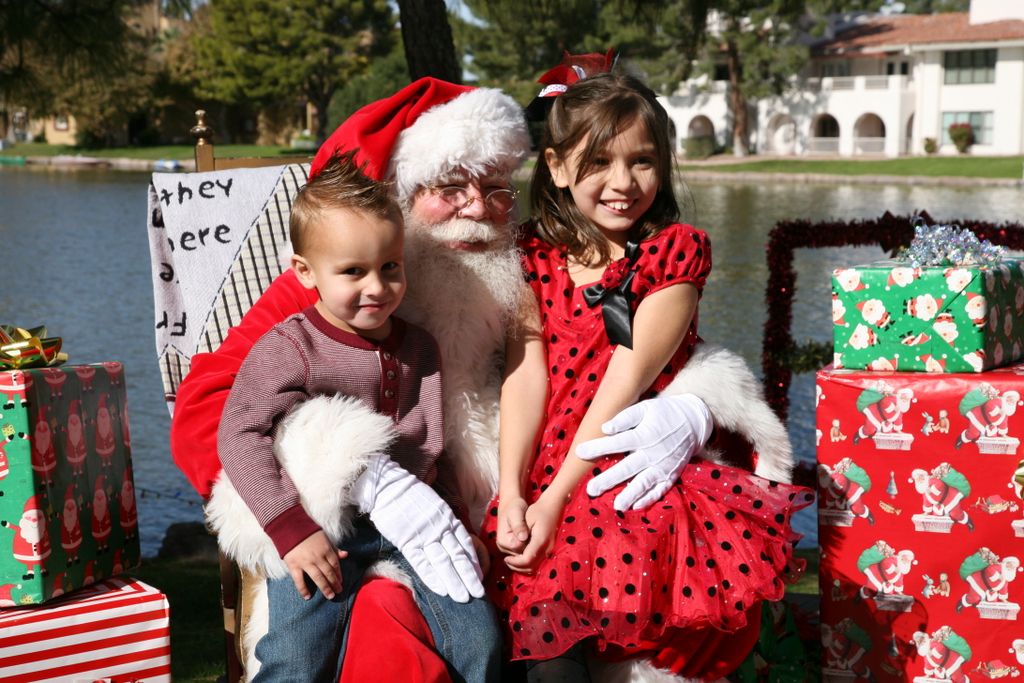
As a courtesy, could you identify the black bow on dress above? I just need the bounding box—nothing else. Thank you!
[581,240,640,349]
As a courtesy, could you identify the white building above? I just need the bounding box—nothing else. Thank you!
[661,0,1024,158]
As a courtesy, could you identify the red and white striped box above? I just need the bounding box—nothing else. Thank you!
[0,577,170,682]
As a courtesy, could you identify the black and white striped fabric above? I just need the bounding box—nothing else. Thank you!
[147,163,309,412]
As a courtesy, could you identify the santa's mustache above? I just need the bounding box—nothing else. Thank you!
[406,216,509,249]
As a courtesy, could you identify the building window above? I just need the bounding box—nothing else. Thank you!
[941,111,993,145]
[54,115,69,131]
[943,49,996,84]
[821,60,850,78]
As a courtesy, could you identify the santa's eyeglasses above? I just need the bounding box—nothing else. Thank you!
[428,184,518,216]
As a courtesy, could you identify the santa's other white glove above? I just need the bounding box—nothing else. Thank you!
[351,454,484,603]
[576,393,713,512]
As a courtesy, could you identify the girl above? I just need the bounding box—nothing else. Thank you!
[482,72,813,681]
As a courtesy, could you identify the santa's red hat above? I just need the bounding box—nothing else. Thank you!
[310,77,529,202]
[23,495,41,516]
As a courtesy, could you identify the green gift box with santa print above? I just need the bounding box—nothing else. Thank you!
[0,363,140,605]
[832,259,1024,373]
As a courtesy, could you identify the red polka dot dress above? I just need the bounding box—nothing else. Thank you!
[482,223,813,676]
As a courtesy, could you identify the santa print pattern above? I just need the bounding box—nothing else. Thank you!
[0,364,139,605]
[817,366,1024,683]
[482,224,813,672]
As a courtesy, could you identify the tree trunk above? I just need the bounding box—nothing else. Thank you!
[726,37,749,157]
[397,0,462,83]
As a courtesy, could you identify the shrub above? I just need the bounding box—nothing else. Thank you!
[948,122,973,153]
[923,137,937,154]
[684,135,715,160]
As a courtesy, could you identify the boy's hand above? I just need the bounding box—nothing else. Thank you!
[495,496,530,555]
[283,530,348,600]
[504,497,562,574]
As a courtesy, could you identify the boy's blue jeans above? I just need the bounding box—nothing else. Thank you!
[252,517,501,683]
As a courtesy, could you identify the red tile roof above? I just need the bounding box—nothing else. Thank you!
[818,12,1024,55]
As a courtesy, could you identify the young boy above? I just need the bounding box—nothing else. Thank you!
[217,152,495,681]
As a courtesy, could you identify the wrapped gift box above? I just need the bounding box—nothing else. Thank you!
[816,364,1024,683]
[832,259,1024,373]
[0,577,169,682]
[0,363,140,604]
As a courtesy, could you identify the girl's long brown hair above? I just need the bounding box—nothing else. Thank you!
[530,73,680,265]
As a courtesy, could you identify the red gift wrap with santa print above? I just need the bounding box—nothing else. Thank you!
[0,363,139,605]
[0,576,169,681]
[817,364,1024,683]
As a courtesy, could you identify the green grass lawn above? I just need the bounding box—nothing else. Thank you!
[0,142,300,161]
[682,155,1024,179]
[136,547,820,683]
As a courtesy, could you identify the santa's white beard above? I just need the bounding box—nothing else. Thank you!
[398,216,528,527]
[20,519,42,544]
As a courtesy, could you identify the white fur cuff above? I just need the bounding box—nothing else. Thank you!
[660,344,794,483]
[206,394,399,577]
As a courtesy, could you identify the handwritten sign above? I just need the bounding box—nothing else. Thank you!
[147,165,309,405]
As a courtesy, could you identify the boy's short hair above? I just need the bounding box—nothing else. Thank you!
[290,150,402,255]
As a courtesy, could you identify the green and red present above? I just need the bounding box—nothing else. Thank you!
[816,364,1024,683]
[0,363,139,604]
[832,259,1024,373]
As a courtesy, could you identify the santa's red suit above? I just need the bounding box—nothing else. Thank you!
[861,556,907,597]
[961,563,1012,607]
[91,477,111,551]
[824,632,870,677]
[172,78,796,683]
[921,641,968,683]
[959,394,1015,445]
[64,400,88,474]
[119,471,138,539]
[855,394,905,441]
[917,473,970,525]
[821,470,872,520]
[5,498,51,575]
[60,486,82,563]
[93,393,116,463]
[31,405,57,484]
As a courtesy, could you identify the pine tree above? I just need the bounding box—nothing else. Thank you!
[192,0,396,140]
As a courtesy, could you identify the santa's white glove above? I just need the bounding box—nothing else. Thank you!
[576,393,713,512]
[351,454,484,603]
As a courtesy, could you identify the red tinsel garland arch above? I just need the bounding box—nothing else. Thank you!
[762,211,1024,422]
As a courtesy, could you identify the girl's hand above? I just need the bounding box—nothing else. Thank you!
[496,496,530,555]
[504,495,564,574]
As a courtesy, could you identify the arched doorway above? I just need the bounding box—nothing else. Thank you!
[854,113,886,155]
[765,113,797,155]
[809,114,840,154]
[684,115,715,159]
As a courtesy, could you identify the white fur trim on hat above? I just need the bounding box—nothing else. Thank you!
[389,88,530,201]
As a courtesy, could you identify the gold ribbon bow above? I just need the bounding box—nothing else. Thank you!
[0,325,68,370]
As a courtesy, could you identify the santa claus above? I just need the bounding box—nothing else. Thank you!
[1,495,51,580]
[119,467,138,540]
[172,77,795,682]
[93,393,116,464]
[60,484,82,565]
[90,474,111,553]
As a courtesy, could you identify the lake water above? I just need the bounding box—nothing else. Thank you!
[1,167,1020,554]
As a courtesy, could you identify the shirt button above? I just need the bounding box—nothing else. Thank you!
[384,389,395,398]
[386,370,396,380]
[383,352,392,360]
